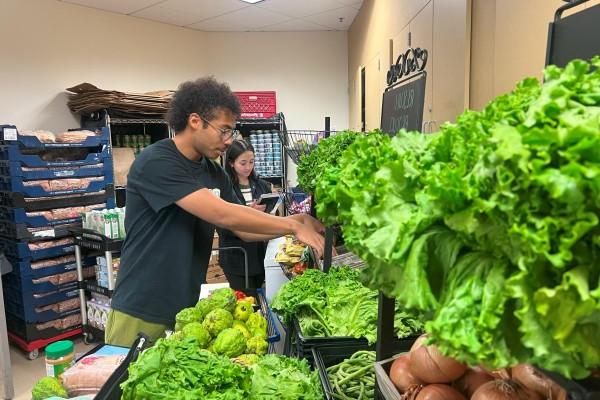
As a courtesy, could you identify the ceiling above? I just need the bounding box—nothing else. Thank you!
[58,0,364,31]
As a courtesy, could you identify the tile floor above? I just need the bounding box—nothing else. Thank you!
[5,337,93,400]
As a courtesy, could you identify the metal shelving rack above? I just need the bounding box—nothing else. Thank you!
[236,113,287,191]
[81,110,172,208]
[70,228,123,344]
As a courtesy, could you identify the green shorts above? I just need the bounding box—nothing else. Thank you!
[105,309,170,347]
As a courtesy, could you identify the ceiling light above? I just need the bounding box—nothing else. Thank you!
[239,0,265,3]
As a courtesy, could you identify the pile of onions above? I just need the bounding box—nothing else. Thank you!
[453,368,494,398]
[471,379,541,400]
[390,354,424,392]
[409,336,468,383]
[388,334,567,400]
[511,365,567,400]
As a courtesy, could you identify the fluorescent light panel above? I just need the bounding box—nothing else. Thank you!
[239,0,265,3]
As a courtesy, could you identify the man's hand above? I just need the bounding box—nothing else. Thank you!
[302,214,325,235]
[250,201,267,212]
[287,214,326,234]
[292,221,325,259]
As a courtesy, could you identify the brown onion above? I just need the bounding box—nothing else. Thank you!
[472,379,543,400]
[485,368,512,380]
[512,364,567,400]
[390,354,425,392]
[415,384,466,400]
[410,342,467,383]
[411,334,429,352]
[400,385,423,400]
[453,367,494,397]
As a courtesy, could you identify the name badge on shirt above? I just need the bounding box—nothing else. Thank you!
[210,188,221,198]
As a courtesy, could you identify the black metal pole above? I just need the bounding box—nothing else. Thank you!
[324,116,331,138]
[322,227,334,273]
[376,292,396,361]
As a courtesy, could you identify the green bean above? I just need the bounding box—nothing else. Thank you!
[327,350,376,399]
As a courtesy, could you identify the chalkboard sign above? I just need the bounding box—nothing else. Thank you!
[380,74,426,135]
[546,1,600,68]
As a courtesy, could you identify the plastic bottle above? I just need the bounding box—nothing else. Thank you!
[45,340,74,378]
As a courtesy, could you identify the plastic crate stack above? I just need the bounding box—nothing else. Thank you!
[249,130,283,178]
[0,124,115,349]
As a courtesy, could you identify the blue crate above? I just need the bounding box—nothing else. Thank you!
[7,255,94,278]
[0,125,110,148]
[0,159,113,180]
[2,281,80,309]
[0,144,111,168]
[0,207,82,228]
[3,273,80,297]
[0,239,75,261]
[0,177,111,198]
[4,297,80,324]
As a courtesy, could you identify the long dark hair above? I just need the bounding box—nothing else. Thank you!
[225,139,257,186]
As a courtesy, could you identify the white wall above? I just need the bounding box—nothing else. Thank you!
[0,0,348,135]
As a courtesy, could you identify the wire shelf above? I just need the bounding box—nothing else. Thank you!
[278,130,336,165]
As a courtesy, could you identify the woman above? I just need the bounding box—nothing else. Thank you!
[219,139,273,292]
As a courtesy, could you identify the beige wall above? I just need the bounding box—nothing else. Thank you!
[348,0,470,132]
[469,0,564,110]
[0,0,348,136]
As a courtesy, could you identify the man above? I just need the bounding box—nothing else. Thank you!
[105,77,325,346]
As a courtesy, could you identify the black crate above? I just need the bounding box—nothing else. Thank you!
[69,227,123,253]
[313,344,376,400]
[6,310,82,342]
[0,186,115,211]
[0,219,79,240]
[292,317,419,365]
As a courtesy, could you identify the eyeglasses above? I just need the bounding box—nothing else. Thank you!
[201,117,240,141]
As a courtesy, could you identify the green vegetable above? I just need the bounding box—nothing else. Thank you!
[202,308,234,337]
[232,320,252,339]
[182,322,211,348]
[326,351,376,400]
[209,288,237,313]
[195,297,221,317]
[246,312,268,338]
[271,267,422,344]
[246,336,269,356]
[249,355,323,400]
[233,301,253,322]
[235,353,261,366]
[32,376,68,400]
[212,328,247,358]
[121,338,251,399]
[297,131,361,193]
[175,307,204,332]
[314,58,600,378]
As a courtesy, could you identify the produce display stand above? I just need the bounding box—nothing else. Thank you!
[371,2,600,397]
[70,227,123,344]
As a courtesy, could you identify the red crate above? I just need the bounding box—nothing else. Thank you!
[234,91,276,119]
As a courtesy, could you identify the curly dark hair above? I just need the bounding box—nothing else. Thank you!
[166,76,241,133]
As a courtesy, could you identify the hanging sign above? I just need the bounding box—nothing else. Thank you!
[381,48,428,135]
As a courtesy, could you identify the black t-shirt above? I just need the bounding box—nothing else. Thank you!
[111,139,239,326]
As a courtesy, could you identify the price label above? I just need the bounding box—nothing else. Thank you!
[3,128,17,141]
